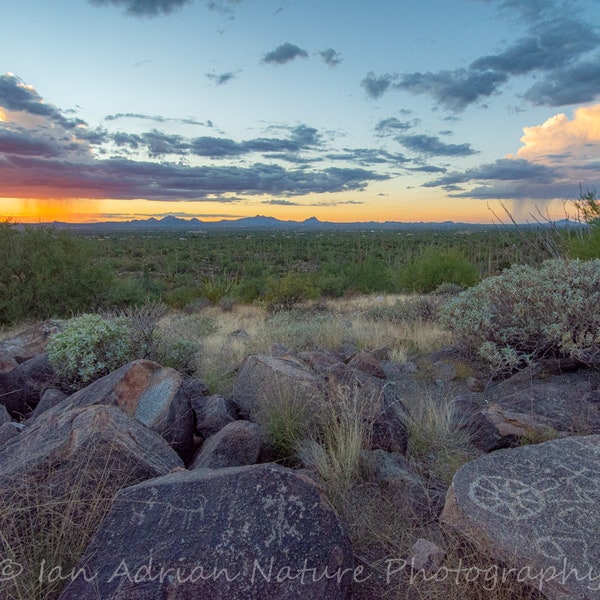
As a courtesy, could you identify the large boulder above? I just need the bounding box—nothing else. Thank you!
[453,374,600,452]
[59,463,355,599]
[191,420,264,469]
[441,435,600,600]
[33,359,194,461]
[232,354,321,422]
[0,353,57,417]
[0,404,184,482]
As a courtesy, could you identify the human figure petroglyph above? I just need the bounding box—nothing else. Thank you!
[129,487,207,529]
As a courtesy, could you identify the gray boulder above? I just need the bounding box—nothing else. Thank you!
[441,435,600,600]
[0,353,57,417]
[0,422,22,449]
[33,359,194,461]
[232,354,321,422]
[191,420,263,469]
[453,374,600,452]
[31,387,68,419]
[192,393,236,439]
[0,404,183,482]
[59,463,354,600]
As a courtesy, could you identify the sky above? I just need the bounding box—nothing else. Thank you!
[1,0,599,224]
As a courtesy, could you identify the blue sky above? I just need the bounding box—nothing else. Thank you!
[1,0,599,222]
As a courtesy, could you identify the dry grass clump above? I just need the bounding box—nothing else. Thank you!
[0,441,155,600]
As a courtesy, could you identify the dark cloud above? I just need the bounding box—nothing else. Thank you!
[423,158,558,188]
[395,69,508,112]
[470,18,600,75]
[0,128,63,158]
[206,71,236,85]
[407,165,447,174]
[0,152,386,200]
[0,74,83,129]
[262,43,308,65]
[523,54,600,106]
[375,117,417,135]
[397,134,478,156]
[318,48,342,67]
[89,0,192,17]
[326,148,408,166]
[189,136,243,157]
[366,2,600,111]
[360,72,396,99]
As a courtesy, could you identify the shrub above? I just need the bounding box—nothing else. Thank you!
[47,314,134,390]
[0,223,113,324]
[398,248,478,293]
[264,271,320,311]
[441,258,600,375]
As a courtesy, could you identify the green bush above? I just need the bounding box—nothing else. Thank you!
[47,314,134,390]
[440,259,600,375]
[398,248,478,293]
[264,271,320,311]
[0,223,113,324]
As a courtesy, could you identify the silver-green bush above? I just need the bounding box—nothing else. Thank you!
[440,259,600,375]
[47,314,134,390]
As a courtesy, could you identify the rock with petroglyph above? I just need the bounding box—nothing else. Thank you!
[31,359,194,461]
[441,435,600,600]
[0,319,62,364]
[59,463,354,600]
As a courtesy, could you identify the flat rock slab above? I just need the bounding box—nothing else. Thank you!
[60,463,354,600]
[441,435,600,600]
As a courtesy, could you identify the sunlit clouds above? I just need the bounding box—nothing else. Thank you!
[515,104,600,161]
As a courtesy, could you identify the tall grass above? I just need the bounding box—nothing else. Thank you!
[0,440,156,600]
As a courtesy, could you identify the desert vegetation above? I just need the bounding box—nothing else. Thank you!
[1,193,599,599]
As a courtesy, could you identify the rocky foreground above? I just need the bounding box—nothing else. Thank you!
[1,321,600,599]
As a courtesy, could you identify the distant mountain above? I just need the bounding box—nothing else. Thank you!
[36,214,502,233]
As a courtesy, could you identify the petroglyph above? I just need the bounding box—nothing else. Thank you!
[130,486,207,529]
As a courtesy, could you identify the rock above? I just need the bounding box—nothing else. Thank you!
[0,422,21,449]
[32,360,194,461]
[182,376,210,401]
[297,348,343,375]
[192,394,237,439]
[191,420,263,469]
[454,376,600,452]
[0,404,11,425]
[349,351,386,379]
[465,376,485,392]
[431,360,457,384]
[406,538,446,573]
[232,354,321,422]
[441,435,600,600]
[0,320,61,363]
[371,385,408,454]
[362,449,438,517]
[30,387,67,419]
[0,350,18,373]
[59,463,354,600]
[451,393,509,452]
[0,353,57,418]
[0,404,183,484]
